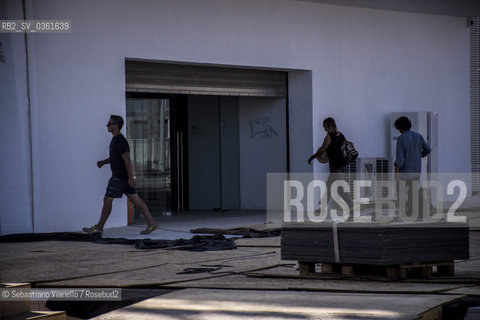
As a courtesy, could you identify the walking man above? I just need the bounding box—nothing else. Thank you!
[394,116,431,219]
[83,115,159,235]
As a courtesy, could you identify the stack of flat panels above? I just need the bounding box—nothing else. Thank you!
[281,222,469,265]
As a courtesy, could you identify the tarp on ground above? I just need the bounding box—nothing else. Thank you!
[190,227,280,238]
[0,232,236,251]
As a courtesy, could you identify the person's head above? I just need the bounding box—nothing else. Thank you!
[323,117,338,133]
[107,115,124,132]
[394,116,411,132]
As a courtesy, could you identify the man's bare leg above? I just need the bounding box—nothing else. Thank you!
[127,193,157,225]
[97,196,114,229]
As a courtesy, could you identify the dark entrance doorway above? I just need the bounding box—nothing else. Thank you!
[126,93,241,222]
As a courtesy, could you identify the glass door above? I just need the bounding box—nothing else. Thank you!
[126,98,171,218]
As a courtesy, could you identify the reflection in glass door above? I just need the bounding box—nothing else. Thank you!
[126,98,171,219]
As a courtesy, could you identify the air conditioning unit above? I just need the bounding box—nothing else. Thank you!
[343,160,357,200]
[355,157,393,201]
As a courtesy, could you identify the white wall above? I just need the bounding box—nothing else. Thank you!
[0,0,34,234]
[0,0,470,233]
[311,7,469,174]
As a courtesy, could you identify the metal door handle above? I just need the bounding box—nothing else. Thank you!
[176,131,184,211]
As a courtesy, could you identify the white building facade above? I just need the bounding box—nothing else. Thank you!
[0,0,474,234]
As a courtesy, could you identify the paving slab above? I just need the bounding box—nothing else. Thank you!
[444,285,480,296]
[93,288,463,320]
[33,247,283,287]
[162,272,474,294]
[0,241,280,286]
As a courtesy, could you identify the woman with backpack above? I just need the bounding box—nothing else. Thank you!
[308,117,354,218]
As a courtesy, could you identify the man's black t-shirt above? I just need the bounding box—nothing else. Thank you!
[109,134,130,180]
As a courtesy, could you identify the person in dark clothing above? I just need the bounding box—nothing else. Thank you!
[308,117,353,217]
[394,116,431,219]
[83,115,159,235]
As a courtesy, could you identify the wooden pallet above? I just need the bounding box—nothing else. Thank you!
[298,261,455,280]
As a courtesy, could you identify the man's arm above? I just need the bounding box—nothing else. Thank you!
[394,138,404,182]
[394,164,400,181]
[121,152,136,188]
[421,137,431,157]
[97,158,110,168]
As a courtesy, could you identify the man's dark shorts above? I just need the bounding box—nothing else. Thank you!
[105,177,136,198]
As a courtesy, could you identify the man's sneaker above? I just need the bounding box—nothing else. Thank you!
[140,224,160,235]
[82,224,103,236]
